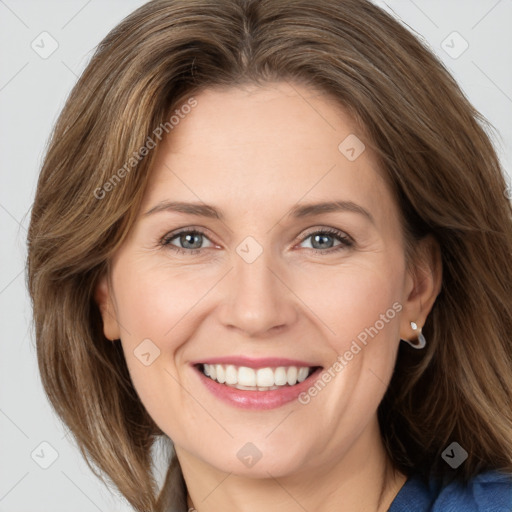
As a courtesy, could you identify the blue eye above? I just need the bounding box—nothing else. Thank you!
[299,228,354,252]
[160,227,354,255]
[161,229,213,255]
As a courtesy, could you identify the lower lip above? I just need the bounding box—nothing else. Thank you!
[194,366,323,410]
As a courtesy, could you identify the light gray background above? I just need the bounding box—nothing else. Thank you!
[1,1,511,510]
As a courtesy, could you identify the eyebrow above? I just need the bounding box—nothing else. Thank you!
[143,200,375,224]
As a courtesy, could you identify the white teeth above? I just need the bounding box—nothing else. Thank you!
[225,365,237,385]
[286,366,298,386]
[274,367,288,386]
[234,384,257,391]
[201,364,315,389]
[256,368,274,387]
[238,366,256,387]
[297,367,309,382]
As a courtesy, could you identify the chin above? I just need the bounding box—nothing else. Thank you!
[197,441,313,479]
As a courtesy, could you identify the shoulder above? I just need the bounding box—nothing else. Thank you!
[388,470,512,512]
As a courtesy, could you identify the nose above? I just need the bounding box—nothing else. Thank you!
[216,246,299,338]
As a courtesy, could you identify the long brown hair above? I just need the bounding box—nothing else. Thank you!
[26,0,512,510]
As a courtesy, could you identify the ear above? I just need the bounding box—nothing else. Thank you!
[399,234,443,342]
[94,272,121,342]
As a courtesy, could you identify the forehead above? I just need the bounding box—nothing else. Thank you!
[140,82,396,227]
[163,82,360,154]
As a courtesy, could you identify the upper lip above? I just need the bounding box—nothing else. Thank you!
[191,356,322,369]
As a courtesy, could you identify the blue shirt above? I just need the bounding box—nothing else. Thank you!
[388,470,512,511]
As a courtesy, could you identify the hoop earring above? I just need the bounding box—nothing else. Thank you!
[401,321,426,349]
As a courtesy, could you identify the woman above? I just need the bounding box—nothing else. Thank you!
[26,0,512,510]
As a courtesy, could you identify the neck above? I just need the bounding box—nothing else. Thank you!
[179,416,407,512]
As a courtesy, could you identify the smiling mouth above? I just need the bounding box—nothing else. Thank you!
[195,363,322,391]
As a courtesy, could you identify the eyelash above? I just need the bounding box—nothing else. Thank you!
[159,227,354,256]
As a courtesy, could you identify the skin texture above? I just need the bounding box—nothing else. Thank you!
[95,81,442,511]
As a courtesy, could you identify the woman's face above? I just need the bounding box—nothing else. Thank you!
[96,81,428,478]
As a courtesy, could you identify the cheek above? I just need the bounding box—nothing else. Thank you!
[295,260,404,417]
[297,260,403,352]
[110,264,197,435]
[110,260,223,416]
[109,262,186,392]
[113,258,211,342]
[291,263,403,434]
